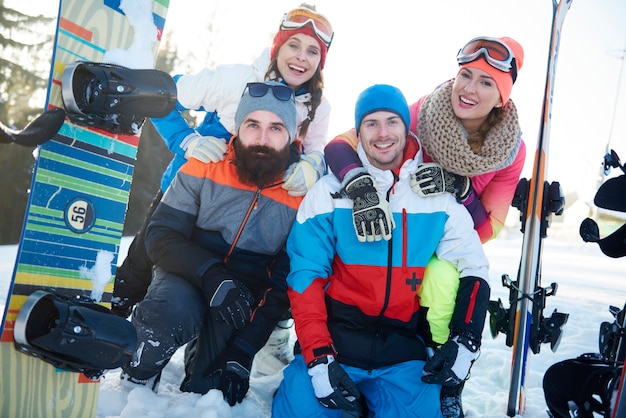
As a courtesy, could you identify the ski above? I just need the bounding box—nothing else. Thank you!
[612,305,626,418]
[0,108,66,147]
[0,0,172,417]
[504,0,572,415]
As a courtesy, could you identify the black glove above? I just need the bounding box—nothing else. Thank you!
[203,265,255,330]
[343,171,394,243]
[205,341,253,406]
[110,297,134,318]
[421,335,480,386]
[307,355,362,415]
[411,162,472,203]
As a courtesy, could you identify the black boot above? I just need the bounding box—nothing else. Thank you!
[441,382,465,418]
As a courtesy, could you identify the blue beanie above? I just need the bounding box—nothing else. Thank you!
[354,84,410,133]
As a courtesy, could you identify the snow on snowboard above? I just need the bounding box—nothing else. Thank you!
[0,0,174,417]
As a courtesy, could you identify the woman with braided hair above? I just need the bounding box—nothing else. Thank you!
[324,36,526,418]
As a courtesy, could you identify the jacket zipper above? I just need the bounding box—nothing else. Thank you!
[224,188,261,264]
[368,176,397,371]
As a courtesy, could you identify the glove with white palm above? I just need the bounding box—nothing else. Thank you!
[282,151,325,196]
[307,355,362,415]
[184,133,228,163]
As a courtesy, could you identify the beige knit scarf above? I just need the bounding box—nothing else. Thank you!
[418,80,521,176]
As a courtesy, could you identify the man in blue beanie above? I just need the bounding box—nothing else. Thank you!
[120,81,304,406]
[272,84,491,417]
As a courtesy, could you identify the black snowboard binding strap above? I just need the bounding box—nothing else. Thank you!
[61,61,177,134]
[14,290,137,380]
[579,149,626,258]
[0,108,66,147]
[596,149,626,212]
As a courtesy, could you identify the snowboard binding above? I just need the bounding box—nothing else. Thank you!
[511,178,565,238]
[61,61,177,134]
[488,177,569,354]
[488,274,569,353]
[579,149,626,258]
[13,290,137,380]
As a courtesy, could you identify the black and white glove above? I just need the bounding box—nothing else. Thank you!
[421,335,480,386]
[203,266,255,330]
[205,341,253,406]
[411,162,472,203]
[307,355,362,415]
[343,171,394,243]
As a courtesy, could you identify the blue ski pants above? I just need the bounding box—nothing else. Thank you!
[272,354,443,418]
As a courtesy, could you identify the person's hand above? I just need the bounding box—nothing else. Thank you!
[411,162,472,203]
[184,134,227,163]
[110,296,135,318]
[421,335,480,386]
[203,267,255,330]
[307,355,362,414]
[205,343,253,406]
[343,172,394,242]
[282,151,325,196]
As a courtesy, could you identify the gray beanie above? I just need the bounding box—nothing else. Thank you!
[234,81,297,142]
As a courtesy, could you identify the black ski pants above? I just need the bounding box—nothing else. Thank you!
[123,266,235,394]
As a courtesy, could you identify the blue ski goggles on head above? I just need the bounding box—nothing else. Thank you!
[244,82,295,102]
[457,37,518,83]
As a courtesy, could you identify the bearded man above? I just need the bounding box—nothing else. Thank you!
[120,81,303,406]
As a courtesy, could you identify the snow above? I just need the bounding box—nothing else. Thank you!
[101,0,159,69]
[0,222,623,417]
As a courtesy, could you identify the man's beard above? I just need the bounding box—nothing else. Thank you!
[233,138,292,189]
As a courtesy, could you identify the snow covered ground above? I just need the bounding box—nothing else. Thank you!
[0,221,623,417]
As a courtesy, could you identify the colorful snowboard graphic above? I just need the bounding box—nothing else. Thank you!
[0,0,170,417]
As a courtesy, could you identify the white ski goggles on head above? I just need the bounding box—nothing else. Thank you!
[457,37,518,83]
[279,8,334,48]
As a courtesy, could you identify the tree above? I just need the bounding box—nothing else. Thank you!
[0,0,55,126]
[0,1,55,244]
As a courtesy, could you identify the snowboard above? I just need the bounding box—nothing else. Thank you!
[0,0,171,417]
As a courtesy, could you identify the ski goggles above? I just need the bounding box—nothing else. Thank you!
[457,37,518,83]
[244,82,295,102]
[280,8,334,48]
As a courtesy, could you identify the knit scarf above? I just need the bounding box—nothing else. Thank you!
[418,80,521,176]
